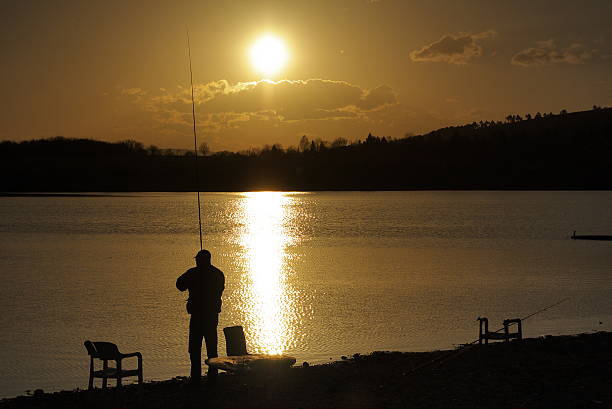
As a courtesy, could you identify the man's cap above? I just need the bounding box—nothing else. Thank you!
[195,249,211,259]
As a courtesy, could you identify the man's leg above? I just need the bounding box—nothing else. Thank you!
[188,317,203,382]
[203,315,219,380]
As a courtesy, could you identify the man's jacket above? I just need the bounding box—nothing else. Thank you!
[176,265,225,316]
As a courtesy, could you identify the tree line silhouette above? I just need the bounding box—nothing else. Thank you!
[1,107,611,191]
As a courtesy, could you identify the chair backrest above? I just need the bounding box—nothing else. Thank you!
[224,326,248,356]
[92,342,121,360]
[477,317,489,336]
[84,340,98,357]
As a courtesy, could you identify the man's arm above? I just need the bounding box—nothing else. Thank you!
[214,269,225,313]
[176,270,191,291]
[216,269,225,297]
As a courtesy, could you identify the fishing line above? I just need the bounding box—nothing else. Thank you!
[519,297,570,322]
[403,297,570,376]
[187,27,203,251]
[480,297,571,336]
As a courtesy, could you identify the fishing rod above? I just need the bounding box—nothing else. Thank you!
[187,27,203,251]
[472,297,571,338]
[404,297,571,375]
[519,297,570,322]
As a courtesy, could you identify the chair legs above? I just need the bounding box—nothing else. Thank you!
[102,360,108,388]
[89,357,95,390]
[116,360,122,387]
[138,354,143,385]
[86,341,144,390]
[87,355,143,389]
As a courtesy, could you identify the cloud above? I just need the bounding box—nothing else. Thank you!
[357,85,397,110]
[202,79,363,120]
[511,40,600,66]
[120,87,147,101]
[410,30,497,65]
[122,79,398,133]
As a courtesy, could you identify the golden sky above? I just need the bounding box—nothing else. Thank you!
[2,0,611,151]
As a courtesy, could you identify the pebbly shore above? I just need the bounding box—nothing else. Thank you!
[2,332,611,409]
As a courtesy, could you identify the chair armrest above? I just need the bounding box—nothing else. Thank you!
[117,352,142,374]
[120,352,142,359]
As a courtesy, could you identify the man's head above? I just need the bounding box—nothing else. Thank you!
[195,249,212,266]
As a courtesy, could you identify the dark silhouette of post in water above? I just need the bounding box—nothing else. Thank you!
[176,250,225,384]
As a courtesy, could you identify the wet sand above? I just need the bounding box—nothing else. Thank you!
[2,332,611,409]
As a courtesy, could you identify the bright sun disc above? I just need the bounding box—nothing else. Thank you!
[249,35,289,77]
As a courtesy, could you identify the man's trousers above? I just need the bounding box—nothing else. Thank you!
[188,313,219,380]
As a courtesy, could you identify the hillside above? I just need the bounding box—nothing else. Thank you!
[1,108,611,191]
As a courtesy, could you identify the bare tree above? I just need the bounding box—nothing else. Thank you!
[331,137,348,148]
[298,135,310,152]
[147,145,160,156]
[198,142,210,156]
[119,139,145,153]
[315,138,328,151]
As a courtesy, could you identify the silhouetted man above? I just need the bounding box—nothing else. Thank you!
[176,249,225,384]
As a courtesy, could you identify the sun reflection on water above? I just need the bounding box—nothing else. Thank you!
[239,192,295,354]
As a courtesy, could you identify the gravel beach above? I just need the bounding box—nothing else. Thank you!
[2,332,611,409]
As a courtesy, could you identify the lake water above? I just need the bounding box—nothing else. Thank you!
[1,191,612,398]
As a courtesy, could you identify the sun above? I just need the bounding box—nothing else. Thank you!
[249,35,289,78]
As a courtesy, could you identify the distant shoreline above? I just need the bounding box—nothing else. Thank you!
[2,188,612,196]
[0,192,129,197]
[3,108,612,192]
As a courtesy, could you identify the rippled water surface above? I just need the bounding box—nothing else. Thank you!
[1,191,612,397]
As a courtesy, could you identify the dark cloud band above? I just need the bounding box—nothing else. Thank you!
[122,79,397,130]
[410,30,496,65]
[511,40,599,67]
